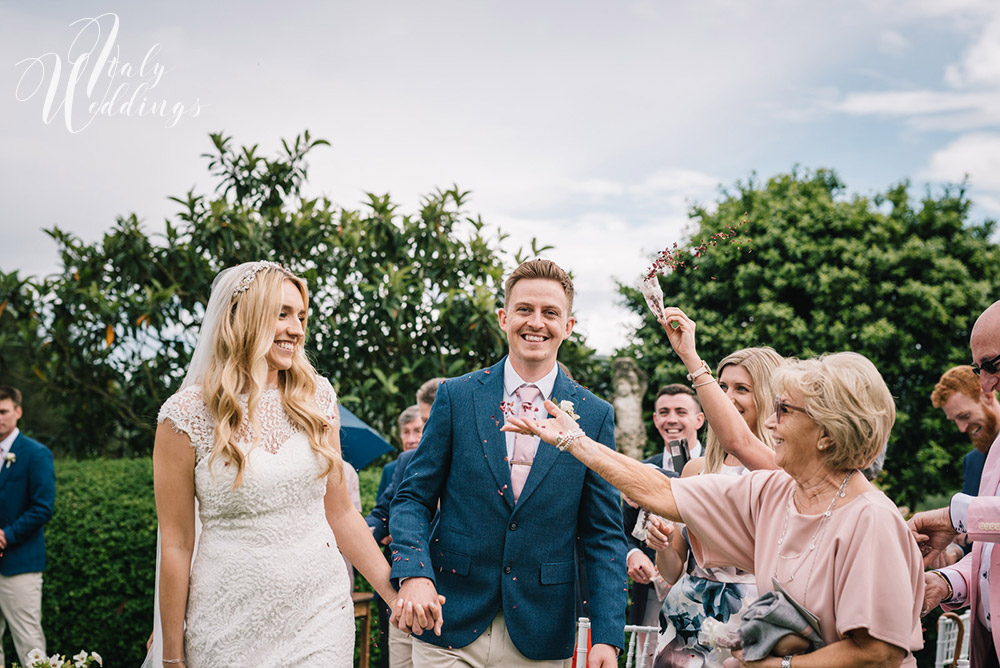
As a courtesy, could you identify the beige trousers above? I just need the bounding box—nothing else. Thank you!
[389,623,415,668]
[411,611,564,668]
[0,571,45,668]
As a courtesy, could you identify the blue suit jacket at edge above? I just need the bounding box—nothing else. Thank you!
[0,433,55,576]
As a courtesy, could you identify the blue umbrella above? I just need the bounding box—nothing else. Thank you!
[338,405,395,470]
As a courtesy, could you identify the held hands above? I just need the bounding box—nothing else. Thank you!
[501,399,580,448]
[907,507,958,567]
[391,577,447,636]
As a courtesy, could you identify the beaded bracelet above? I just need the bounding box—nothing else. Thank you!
[555,429,586,452]
[692,376,717,389]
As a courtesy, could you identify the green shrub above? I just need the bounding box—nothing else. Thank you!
[43,458,157,665]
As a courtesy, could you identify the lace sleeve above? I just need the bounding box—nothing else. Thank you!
[158,386,214,457]
[314,376,339,426]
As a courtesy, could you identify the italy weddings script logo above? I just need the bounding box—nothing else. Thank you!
[14,12,203,133]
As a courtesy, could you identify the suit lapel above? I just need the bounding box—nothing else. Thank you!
[514,370,577,508]
[474,359,515,510]
[0,435,21,496]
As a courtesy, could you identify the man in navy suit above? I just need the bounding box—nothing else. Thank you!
[390,259,627,667]
[0,386,55,667]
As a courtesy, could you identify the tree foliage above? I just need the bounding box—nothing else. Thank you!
[0,132,600,456]
[618,168,1000,508]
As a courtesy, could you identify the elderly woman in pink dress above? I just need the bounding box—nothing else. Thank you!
[504,350,923,668]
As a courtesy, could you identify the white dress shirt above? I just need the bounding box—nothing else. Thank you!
[660,440,703,474]
[0,427,19,459]
[942,489,996,630]
[501,358,558,463]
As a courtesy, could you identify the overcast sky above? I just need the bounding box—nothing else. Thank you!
[4,0,1000,354]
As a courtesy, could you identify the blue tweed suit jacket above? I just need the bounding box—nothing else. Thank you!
[389,358,627,660]
[0,433,55,576]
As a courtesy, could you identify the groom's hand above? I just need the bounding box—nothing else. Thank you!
[394,577,445,636]
[588,643,618,668]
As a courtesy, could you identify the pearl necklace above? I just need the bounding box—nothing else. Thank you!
[773,470,855,594]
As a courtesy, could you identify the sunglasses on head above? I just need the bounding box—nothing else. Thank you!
[972,353,1000,376]
[774,397,808,423]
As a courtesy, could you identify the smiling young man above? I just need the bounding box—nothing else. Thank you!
[622,384,704,628]
[389,259,627,668]
[933,365,998,493]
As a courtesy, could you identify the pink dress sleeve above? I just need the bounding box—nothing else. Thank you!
[671,469,781,574]
[831,498,925,653]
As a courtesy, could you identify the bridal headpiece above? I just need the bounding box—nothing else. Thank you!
[231,261,287,298]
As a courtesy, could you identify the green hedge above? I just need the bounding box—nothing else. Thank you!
[42,458,157,665]
[18,458,387,666]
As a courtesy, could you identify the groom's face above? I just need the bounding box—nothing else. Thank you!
[498,278,574,372]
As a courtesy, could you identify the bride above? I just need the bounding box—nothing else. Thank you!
[144,261,397,667]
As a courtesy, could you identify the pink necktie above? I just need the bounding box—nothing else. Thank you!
[511,384,541,503]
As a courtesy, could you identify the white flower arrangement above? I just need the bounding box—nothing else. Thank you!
[16,648,101,668]
[556,399,579,420]
[3,452,15,469]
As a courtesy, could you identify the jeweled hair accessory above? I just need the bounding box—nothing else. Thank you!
[231,261,287,298]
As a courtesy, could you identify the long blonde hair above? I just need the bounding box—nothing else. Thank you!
[703,346,784,473]
[201,265,343,488]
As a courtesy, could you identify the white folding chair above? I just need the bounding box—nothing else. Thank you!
[575,617,659,668]
[935,610,971,668]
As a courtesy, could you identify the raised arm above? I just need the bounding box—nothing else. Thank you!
[503,400,682,522]
[658,307,777,471]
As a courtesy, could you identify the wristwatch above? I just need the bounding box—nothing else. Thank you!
[686,360,711,382]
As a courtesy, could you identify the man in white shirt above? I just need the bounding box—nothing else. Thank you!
[911,300,1000,667]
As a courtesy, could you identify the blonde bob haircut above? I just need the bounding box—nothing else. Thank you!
[201,265,342,488]
[771,351,894,472]
[703,347,784,474]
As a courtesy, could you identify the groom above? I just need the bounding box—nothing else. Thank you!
[389,259,627,667]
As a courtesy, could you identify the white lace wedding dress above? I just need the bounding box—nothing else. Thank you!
[157,378,353,667]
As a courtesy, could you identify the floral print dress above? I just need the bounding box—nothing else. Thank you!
[654,465,757,668]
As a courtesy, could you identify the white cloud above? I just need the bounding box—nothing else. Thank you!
[837,90,993,115]
[877,30,910,56]
[918,133,1000,191]
[945,11,1000,88]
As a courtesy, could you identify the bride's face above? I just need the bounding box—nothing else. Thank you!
[266,279,306,375]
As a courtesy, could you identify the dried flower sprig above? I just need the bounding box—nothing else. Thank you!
[645,213,752,280]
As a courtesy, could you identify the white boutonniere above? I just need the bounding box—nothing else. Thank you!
[556,399,579,421]
[3,452,14,469]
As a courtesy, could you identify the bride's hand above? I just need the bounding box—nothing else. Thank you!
[501,399,581,447]
[659,307,699,365]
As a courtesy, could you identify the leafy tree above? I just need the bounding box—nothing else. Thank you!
[618,168,1000,508]
[0,132,601,457]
